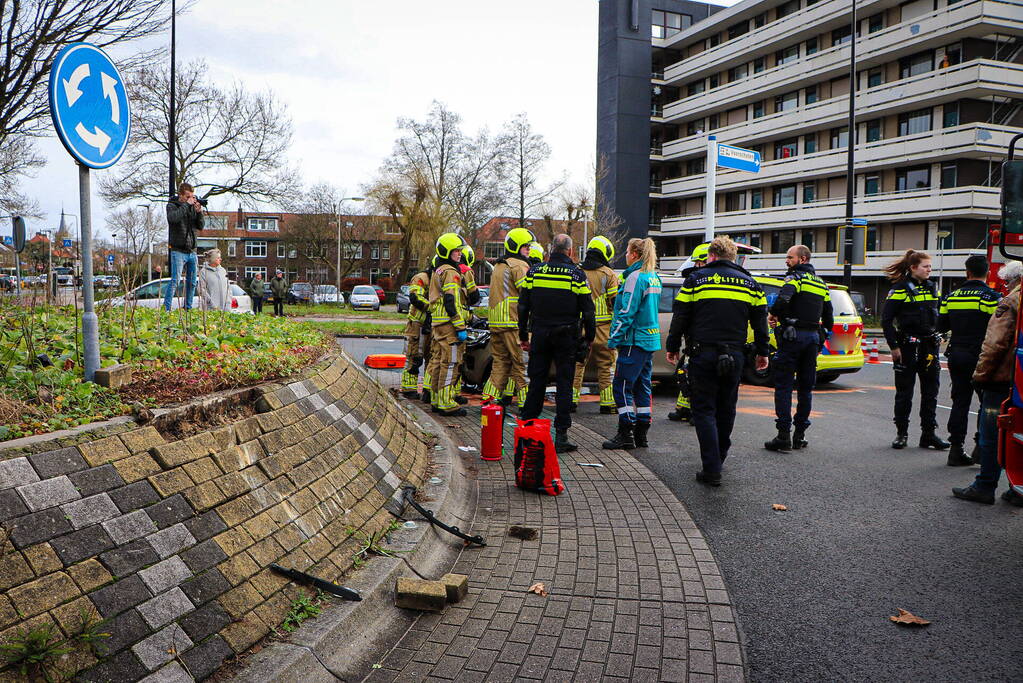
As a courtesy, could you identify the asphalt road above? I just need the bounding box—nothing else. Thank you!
[573,362,1023,682]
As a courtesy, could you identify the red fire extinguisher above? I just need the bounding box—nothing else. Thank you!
[481,401,505,461]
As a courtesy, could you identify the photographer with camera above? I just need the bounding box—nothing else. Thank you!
[164,182,205,311]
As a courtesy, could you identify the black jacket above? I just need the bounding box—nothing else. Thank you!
[666,259,770,356]
[166,198,204,253]
[937,280,1001,349]
[580,248,610,271]
[881,277,940,348]
[518,252,596,342]
[770,263,834,330]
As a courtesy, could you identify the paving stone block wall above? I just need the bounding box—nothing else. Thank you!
[0,355,430,682]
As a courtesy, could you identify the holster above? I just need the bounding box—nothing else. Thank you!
[715,344,736,378]
[781,320,798,342]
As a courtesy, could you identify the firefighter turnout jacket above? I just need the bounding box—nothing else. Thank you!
[518,252,596,343]
[770,263,834,330]
[579,250,619,323]
[882,277,940,348]
[407,269,431,324]
[666,259,770,356]
[489,255,531,329]
[937,280,1001,348]
[429,261,467,330]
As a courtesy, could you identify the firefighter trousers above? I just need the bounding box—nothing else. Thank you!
[401,322,427,392]
[484,328,527,404]
[429,323,463,412]
[572,323,616,407]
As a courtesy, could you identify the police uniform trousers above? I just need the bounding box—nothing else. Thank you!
[401,321,426,392]
[428,324,461,411]
[485,328,527,404]
[893,341,940,432]
[521,325,577,430]
[688,349,744,474]
[946,344,981,447]
[572,323,616,407]
[772,330,819,431]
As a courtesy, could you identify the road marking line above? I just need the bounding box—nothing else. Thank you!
[937,404,978,416]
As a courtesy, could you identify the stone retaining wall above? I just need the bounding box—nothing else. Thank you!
[0,354,430,682]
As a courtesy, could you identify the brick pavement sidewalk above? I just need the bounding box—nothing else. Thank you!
[366,406,745,682]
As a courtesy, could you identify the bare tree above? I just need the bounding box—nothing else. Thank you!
[448,129,509,251]
[0,1,181,206]
[502,113,561,230]
[365,176,446,287]
[100,60,299,205]
[0,135,42,217]
[280,183,365,284]
[591,153,626,243]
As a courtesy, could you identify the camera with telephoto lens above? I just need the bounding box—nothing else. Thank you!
[196,196,209,208]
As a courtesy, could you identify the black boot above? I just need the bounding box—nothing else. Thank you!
[946,443,972,467]
[599,405,617,414]
[568,403,578,413]
[438,407,467,417]
[633,422,650,448]
[602,424,635,450]
[764,429,792,453]
[420,389,431,404]
[952,485,994,504]
[498,395,513,407]
[696,470,722,487]
[667,408,691,422]
[792,427,807,450]
[401,390,419,399]
[891,431,909,449]
[454,395,468,405]
[555,428,577,453]
[920,431,950,450]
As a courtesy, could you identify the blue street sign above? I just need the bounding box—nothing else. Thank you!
[852,218,868,226]
[106,254,115,264]
[48,43,130,169]
[717,144,761,173]
[63,239,73,248]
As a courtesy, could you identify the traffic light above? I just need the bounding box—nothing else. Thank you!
[1004,159,1023,234]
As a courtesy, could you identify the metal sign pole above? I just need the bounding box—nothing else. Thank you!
[705,134,717,243]
[79,164,99,382]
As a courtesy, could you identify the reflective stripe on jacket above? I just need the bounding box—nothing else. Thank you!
[488,256,530,328]
[608,262,662,351]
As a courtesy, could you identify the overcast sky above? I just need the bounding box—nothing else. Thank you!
[17,0,737,240]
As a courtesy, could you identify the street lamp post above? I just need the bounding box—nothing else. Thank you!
[335,197,365,297]
[843,0,858,289]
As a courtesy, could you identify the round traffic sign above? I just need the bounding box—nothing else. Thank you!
[48,43,131,169]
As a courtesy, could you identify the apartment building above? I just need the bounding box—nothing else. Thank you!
[601,0,1022,305]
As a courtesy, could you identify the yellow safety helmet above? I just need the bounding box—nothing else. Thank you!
[436,232,466,260]
[587,235,615,262]
[462,244,475,267]
[528,242,544,260]
[505,227,536,255]
[691,242,710,263]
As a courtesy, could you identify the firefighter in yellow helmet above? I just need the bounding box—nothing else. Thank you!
[426,233,469,416]
[482,227,535,406]
[667,242,710,423]
[400,258,434,399]
[527,241,544,265]
[452,244,481,403]
[572,235,620,413]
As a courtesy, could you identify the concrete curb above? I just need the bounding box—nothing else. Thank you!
[229,401,478,682]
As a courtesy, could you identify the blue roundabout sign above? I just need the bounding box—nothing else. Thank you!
[48,43,130,169]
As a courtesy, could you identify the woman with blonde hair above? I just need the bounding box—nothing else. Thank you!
[603,237,662,450]
[881,248,949,450]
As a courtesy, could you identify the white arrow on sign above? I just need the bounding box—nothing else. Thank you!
[100,72,120,125]
[63,63,90,107]
[75,122,111,154]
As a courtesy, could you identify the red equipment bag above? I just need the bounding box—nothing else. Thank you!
[513,418,564,495]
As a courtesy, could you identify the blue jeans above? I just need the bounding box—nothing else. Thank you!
[973,388,1009,492]
[164,249,197,311]
[689,349,744,474]
[772,330,819,431]
[612,346,653,427]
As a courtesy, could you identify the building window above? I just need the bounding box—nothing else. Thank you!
[652,10,691,39]
[687,80,705,97]
[728,63,748,81]
[896,166,931,192]
[381,244,390,260]
[773,185,797,206]
[941,162,958,188]
[803,182,816,204]
[753,100,766,118]
[774,91,798,113]
[900,50,933,79]
[205,215,227,230]
[384,223,401,235]
[826,228,837,252]
[943,44,962,68]
[866,226,878,251]
[771,229,796,253]
[865,119,882,143]
[806,37,819,55]
[343,242,363,259]
[830,126,849,148]
[687,119,705,136]
[227,242,236,257]
[751,189,763,209]
[349,269,362,278]
[708,114,720,130]
[753,57,766,73]
[274,243,284,258]
[832,25,851,46]
[753,12,767,28]
[370,244,380,260]
[776,45,799,66]
[245,241,267,258]
[370,267,380,283]
[245,265,267,279]
[800,229,816,251]
[943,101,960,127]
[687,157,706,175]
[805,85,818,104]
[247,217,279,231]
[708,33,720,48]
[776,0,800,19]
[728,21,749,40]
[774,138,798,159]
[867,68,883,88]
[898,108,932,136]
[868,13,884,33]
[709,74,719,89]
[864,174,880,195]
[484,242,503,259]
[725,191,746,212]
[805,134,817,154]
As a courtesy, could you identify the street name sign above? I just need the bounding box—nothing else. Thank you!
[717,144,761,173]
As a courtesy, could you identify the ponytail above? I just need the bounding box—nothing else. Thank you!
[884,249,931,282]
[627,237,657,272]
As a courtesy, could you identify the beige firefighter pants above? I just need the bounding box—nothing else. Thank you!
[573,323,616,406]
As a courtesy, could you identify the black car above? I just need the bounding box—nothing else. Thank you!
[286,282,313,304]
[396,285,411,313]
